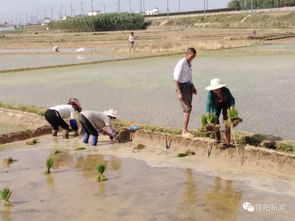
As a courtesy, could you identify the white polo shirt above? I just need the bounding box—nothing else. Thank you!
[173,58,193,84]
[50,105,75,119]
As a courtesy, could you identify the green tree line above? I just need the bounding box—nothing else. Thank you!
[48,13,145,32]
[228,0,295,10]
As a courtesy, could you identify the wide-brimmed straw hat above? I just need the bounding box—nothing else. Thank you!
[68,98,82,112]
[104,109,119,119]
[205,78,226,91]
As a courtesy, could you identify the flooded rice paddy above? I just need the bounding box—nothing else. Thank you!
[0,48,294,139]
[0,54,130,71]
[0,136,294,221]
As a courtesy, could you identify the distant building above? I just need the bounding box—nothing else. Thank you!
[61,16,72,20]
[42,17,51,25]
[87,10,100,16]
[145,8,160,15]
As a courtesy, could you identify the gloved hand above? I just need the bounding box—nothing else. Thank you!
[109,131,117,140]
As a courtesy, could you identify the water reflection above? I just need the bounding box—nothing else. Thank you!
[2,206,12,221]
[49,151,74,169]
[45,174,55,192]
[205,177,242,220]
[182,169,198,206]
[75,154,121,179]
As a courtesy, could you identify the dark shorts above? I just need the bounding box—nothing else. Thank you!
[79,114,98,136]
[45,109,69,131]
[130,41,134,47]
[178,83,193,113]
[214,102,229,124]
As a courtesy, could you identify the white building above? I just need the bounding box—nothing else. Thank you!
[61,16,71,20]
[145,8,160,15]
[87,10,100,16]
[42,17,51,25]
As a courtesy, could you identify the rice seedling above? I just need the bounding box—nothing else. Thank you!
[25,139,38,145]
[2,157,17,165]
[53,150,62,154]
[45,158,54,174]
[74,147,86,151]
[177,149,195,158]
[0,187,12,206]
[96,164,107,182]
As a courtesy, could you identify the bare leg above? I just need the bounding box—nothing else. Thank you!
[182,112,191,134]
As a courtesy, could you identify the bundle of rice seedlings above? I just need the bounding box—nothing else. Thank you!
[201,113,218,132]
[226,106,243,127]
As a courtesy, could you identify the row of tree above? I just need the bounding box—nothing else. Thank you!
[48,13,145,32]
[228,0,295,10]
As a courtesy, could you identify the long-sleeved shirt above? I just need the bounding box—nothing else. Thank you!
[81,111,112,130]
[206,87,235,114]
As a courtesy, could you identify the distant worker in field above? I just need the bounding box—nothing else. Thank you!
[52,45,60,52]
[205,78,235,148]
[174,48,198,138]
[129,32,136,52]
[45,98,82,139]
[79,109,118,146]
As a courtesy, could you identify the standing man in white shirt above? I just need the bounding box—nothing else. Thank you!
[173,48,197,138]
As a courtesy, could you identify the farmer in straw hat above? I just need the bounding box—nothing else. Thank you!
[79,109,118,146]
[205,78,235,148]
[174,48,198,138]
[45,98,82,139]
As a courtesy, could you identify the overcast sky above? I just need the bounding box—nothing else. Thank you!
[0,0,230,23]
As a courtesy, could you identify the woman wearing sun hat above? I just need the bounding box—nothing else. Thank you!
[45,98,82,139]
[205,78,235,147]
[79,109,118,146]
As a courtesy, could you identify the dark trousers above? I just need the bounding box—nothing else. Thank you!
[79,114,98,136]
[215,102,229,124]
[45,109,69,131]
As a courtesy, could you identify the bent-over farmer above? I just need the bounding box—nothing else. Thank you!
[79,109,118,146]
[205,78,235,148]
[174,48,198,138]
[45,98,82,139]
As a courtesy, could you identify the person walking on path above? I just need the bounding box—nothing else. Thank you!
[129,32,136,52]
[44,98,82,139]
[79,109,118,146]
[173,48,198,138]
[205,78,235,148]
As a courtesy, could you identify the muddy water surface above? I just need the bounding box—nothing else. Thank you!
[0,137,294,221]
